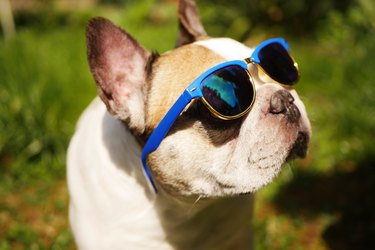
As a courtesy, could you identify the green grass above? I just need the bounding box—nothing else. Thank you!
[0,0,374,249]
[0,27,95,184]
[0,26,94,249]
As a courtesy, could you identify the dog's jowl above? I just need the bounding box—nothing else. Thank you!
[67,0,311,249]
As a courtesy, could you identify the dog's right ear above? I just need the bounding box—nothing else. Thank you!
[176,0,207,47]
[86,17,152,134]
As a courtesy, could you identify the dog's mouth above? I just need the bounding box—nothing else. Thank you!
[286,131,310,161]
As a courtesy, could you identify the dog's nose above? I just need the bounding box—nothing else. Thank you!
[270,89,294,113]
[269,89,300,123]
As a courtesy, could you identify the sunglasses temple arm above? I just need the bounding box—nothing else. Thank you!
[141,90,194,192]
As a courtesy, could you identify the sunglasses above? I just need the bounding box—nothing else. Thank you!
[141,38,299,192]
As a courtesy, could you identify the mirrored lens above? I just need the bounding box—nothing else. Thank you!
[201,65,254,118]
[258,43,298,85]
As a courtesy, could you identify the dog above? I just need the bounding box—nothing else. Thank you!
[67,0,311,249]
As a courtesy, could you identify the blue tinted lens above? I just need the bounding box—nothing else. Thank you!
[201,65,254,117]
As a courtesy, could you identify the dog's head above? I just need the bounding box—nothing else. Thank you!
[86,0,311,197]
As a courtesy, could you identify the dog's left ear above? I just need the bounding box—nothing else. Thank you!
[176,0,207,47]
[86,17,152,134]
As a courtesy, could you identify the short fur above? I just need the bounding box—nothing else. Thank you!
[68,0,311,249]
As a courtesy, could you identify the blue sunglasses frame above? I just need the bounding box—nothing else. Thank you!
[141,38,296,193]
[251,38,289,63]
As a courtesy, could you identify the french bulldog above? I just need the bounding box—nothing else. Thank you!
[67,0,311,249]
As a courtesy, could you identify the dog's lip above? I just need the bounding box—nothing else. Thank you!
[286,131,310,161]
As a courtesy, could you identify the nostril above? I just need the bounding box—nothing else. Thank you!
[269,89,295,114]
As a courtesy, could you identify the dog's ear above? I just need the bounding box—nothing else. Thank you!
[86,17,152,134]
[176,0,207,47]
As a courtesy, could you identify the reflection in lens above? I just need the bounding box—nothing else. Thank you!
[201,65,254,117]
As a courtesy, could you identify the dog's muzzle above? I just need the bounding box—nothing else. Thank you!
[269,89,309,159]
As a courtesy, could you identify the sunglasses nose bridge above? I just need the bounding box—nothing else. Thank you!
[243,61,270,88]
[244,58,252,64]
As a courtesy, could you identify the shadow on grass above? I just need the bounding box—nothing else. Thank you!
[273,153,375,250]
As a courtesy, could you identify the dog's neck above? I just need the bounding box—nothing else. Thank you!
[153,191,254,249]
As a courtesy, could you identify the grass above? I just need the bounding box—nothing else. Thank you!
[0,25,94,249]
[0,27,94,181]
[0,0,374,249]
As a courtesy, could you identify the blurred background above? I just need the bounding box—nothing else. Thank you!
[0,0,374,249]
